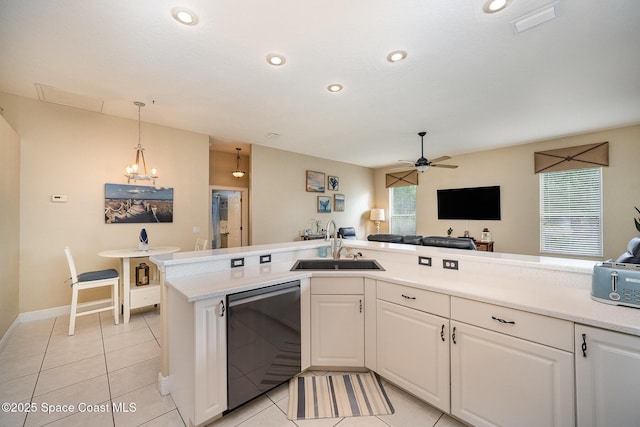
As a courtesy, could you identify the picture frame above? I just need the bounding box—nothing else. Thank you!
[334,194,345,212]
[317,196,331,213]
[306,170,325,192]
[105,183,174,224]
[328,175,339,191]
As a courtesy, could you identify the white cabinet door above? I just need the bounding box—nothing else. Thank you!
[311,294,364,367]
[194,297,227,425]
[450,321,574,427]
[575,324,640,427]
[376,300,449,411]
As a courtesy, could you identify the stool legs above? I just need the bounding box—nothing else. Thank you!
[69,284,79,336]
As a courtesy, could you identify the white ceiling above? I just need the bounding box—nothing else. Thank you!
[1,0,638,168]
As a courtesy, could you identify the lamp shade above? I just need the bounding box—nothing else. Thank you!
[370,209,385,221]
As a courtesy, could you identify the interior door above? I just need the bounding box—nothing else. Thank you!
[227,191,242,247]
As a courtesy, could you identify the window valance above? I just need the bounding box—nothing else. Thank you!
[534,141,609,173]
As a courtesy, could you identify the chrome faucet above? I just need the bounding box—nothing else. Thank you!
[325,220,343,260]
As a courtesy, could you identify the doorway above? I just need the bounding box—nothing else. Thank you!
[210,186,248,249]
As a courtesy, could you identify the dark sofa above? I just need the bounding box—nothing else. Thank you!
[367,234,477,250]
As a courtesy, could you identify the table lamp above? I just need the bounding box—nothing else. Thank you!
[370,209,385,234]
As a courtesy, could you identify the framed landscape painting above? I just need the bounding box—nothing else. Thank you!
[334,194,345,212]
[105,183,174,224]
[306,170,325,192]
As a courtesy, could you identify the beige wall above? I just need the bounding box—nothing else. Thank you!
[250,145,375,245]
[209,149,250,188]
[0,114,20,336]
[0,92,210,314]
[374,124,640,260]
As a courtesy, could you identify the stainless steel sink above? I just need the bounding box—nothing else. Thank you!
[291,259,384,271]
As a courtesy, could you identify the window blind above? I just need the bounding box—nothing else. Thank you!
[539,168,602,257]
[389,186,416,235]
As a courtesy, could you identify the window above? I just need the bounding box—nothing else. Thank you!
[389,185,416,235]
[539,168,602,257]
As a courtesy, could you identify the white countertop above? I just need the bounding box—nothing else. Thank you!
[160,243,640,337]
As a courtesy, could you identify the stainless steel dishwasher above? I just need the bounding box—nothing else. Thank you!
[226,280,301,412]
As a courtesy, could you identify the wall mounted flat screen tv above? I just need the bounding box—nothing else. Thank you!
[437,186,501,220]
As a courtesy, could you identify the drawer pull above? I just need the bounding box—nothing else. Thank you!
[441,324,445,342]
[491,315,515,325]
[452,326,457,344]
[581,333,587,357]
[401,294,416,300]
[219,300,226,317]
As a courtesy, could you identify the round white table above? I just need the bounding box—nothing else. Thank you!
[98,246,180,323]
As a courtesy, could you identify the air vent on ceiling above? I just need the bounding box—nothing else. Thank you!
[35,84,104,113]
[511,1,560,34]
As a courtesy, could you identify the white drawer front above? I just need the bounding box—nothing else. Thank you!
[311,277,364,295]
[130,284,160,309]
[377,281,449,318]
[451,297,573,352]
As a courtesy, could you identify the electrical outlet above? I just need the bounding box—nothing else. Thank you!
[418,256,432,267]
[231,258,245,268]
[260,254,271,264]
[443,259,459,270]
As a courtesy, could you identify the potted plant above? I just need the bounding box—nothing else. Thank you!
[447,227,453,237]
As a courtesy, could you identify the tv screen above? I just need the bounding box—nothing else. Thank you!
[437,186,501,220]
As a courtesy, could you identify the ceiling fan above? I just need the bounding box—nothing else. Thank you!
[391,131,458,173]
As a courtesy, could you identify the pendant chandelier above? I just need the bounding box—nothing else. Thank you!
[125,101,158,185]
[232,148,245,178]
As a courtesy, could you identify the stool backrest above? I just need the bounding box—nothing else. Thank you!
[64,246,79,284]
[195,238,208,251]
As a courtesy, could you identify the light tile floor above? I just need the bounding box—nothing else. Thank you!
[1,309,467,427]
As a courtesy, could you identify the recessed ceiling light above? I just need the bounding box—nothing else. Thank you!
[386,50,407,63]
[483,0,510,13]
[266,54,286,66]
[171,7,198,26]
[327,84,343,93]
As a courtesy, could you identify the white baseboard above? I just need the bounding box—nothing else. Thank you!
[18,305,70,323]
[1,305,71,352]
[0,316,21,353]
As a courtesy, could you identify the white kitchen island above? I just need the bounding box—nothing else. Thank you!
[152,239,640,427]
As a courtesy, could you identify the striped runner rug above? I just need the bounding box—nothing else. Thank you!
[287,372,394,420]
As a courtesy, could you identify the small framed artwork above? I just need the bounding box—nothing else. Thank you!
[328,175,339,191]
[317,196,331,213]
[334,194,345,212]
[306,170,325,192]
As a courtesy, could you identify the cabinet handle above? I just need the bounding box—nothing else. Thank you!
[452,326,457,344]
[401,294,416,300]
[441,324,445,342]
[219,300,225,317]
[581,333,587,357]
[359,299,363,313]
[491,315,515,325]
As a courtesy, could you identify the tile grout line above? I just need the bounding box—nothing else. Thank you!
[23,316,57,427]
[99,312,117,427]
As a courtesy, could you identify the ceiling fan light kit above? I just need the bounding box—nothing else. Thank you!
[392,131,458,174]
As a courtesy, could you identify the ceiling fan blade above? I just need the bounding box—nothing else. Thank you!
[397,160,416,165]
[429,156,451,163]
[430,163,458,169]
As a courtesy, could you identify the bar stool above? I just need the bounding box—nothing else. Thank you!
[64,246,119,335]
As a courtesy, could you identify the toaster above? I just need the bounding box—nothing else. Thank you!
[592,262,640,308]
